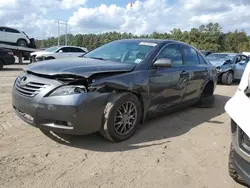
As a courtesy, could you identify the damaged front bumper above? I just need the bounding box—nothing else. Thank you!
[12,74,112,135]
[230,120,250,186]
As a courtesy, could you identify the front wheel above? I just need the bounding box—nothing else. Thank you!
[222,71,233,85]
[100,93,141,142]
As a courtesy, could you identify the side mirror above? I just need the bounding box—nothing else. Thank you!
[153,58,172,68]
[58,50,63,53]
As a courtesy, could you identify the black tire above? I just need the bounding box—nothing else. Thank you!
[0,60,4,70]
[100,92,141,142]
[222,71,233,85]
[229,144,246,185]
[17,39,27,47]
[194,81,215,108]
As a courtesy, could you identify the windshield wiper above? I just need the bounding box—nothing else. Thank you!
[87,57,105,60]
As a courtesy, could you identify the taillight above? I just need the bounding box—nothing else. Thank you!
[8,51,14,56]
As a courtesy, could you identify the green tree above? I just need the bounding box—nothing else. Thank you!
[35,23,250,53]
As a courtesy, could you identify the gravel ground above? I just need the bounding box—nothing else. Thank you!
[0,63,246,188]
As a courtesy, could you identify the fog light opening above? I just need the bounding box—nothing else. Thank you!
[54,121,73,127]
[241,131,250,151]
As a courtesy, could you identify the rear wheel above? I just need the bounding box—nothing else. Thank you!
[17,39,27,47]
[100,93,141,142]
[222,71,233,85]
[229,144,246,185]
[194,81,215,108]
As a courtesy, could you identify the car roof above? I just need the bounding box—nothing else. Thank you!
[0,26,22,32]
[114,38,187,45]
[0,48,12,52]
[51,45,86,49]
[114,39,200,50]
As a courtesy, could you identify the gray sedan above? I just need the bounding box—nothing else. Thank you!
[206,53,249,85]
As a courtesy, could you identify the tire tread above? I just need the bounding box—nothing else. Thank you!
[229,144,245,185]
[222,71,233,85]
[100,92,141,142]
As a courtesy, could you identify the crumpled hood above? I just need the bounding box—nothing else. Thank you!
[25,57,136,78]
[208,59,227,67]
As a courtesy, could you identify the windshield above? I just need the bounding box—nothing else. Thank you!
[207,53,236,60]
[45,46,59,52]
[84,40,157,64]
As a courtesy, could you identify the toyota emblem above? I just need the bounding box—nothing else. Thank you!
[19,76,27,86]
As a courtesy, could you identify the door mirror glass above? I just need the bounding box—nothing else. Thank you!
[58,50,63,53]
[153,58,172,68]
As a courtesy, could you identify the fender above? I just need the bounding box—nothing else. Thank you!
[225,62,250,137]
[17,38,29,44]
[89,70,151,120]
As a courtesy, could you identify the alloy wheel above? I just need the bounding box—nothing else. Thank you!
[114,101,138,136]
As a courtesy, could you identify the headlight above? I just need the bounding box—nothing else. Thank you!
[49,85,87,96]
[241,131,250,153]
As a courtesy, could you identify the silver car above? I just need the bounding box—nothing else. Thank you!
[206,53,249,85]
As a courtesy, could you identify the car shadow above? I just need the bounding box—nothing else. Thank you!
[41,94,231,152]
[14,62,30,65]
[217,80,240,86]
[1,67,23,71]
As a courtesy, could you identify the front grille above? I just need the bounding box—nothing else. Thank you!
[14,79,48,97]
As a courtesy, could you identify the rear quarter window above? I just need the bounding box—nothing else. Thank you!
[198,53,208,64]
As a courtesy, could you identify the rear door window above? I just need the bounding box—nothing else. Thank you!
[59,47,71,52]
[198,53,208,64]
[182,45,200,65]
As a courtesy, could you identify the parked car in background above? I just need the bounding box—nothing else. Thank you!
[12,39,217,142]
[225,62,250,187]
[29,48,46,63]
[206,52,249,85]
[0,48,15,70]
[33,45,88,62]
[0,26,36,48]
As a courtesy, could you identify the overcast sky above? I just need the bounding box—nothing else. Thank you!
[1,0,250,39]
